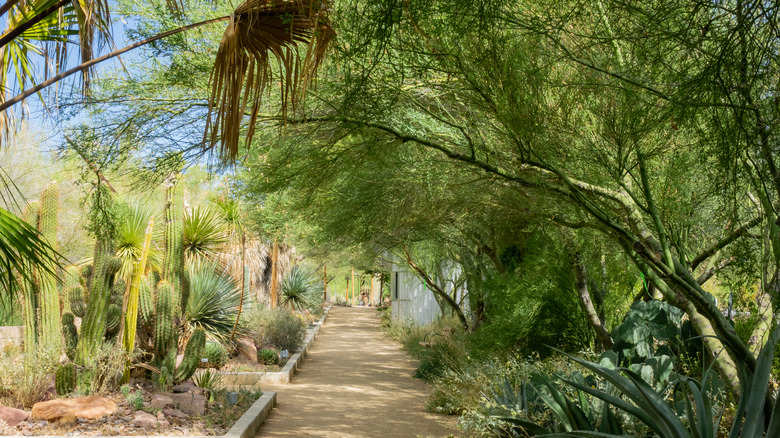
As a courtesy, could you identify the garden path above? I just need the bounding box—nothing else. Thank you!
[255,305,457,438]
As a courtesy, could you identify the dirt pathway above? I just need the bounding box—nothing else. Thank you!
[256,306,457,438]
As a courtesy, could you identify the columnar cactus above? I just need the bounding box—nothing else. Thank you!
[21,200,40,351]
[153,280,177,371]
[138,275,154,325]
[37,182,62,353]
[164,174,185,315]
[106,304,121,335]
[75,240,119,365]
[61,265,82,313]
[61,312,78,360]
[55,363,76,395]
[68,286,86,318]
[173,328,205,384]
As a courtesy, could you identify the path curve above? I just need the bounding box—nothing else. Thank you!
[256,306,456,438]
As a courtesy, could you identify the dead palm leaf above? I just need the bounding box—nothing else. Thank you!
[205,0,334,160]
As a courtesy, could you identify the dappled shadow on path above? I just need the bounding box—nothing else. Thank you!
[256,306,456,438]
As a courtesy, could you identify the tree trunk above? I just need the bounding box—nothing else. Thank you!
[572,251,613,350]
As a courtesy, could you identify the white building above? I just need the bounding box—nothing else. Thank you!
[389,257,468,326]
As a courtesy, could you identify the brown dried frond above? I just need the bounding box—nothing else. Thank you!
[205,0,334,161]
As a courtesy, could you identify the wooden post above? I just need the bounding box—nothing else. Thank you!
[351,267,355,305]
[323,266,328,302]
[270,240,279,308]
[370,273,375,307]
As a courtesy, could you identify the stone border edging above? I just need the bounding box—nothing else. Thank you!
[0,391,277,438]
[219,306,331,388]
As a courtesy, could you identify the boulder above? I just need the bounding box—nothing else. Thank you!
[161,408,189,425]
[149,394,174,409]
[236,337,258,362]
[31,396,117,421]
[131,410,168,429]
[171,392,206,417]
[172,381,196,393]
[0,405,29,427]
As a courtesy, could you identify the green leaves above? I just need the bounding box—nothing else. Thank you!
[184,259,241,343]
[0,207,59,295]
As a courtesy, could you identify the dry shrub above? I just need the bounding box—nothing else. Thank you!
[0,347,58,409]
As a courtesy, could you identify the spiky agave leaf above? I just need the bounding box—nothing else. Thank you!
[205,0,334,160]
[185,259,242,343]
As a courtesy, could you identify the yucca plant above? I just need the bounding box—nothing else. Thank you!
[280,265,320,313]
[185,259,242,343]
[183,206,230,261]
[115,202,161,282]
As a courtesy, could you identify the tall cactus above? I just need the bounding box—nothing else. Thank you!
[75,188,118,365]
[37,181,62,353]
[123,217,154,382]
[21,200,40,351]
[164,174,185,315]
[138,275,154,325]
[61,266,81,313]
[154,280,177,371]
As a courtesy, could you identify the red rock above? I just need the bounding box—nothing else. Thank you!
[149,394,174,409]
[236,337,258,362]
[0,405,29,427]
[171,392,206,416]
[31,396,117,421]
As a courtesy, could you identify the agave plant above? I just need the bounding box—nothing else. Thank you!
[280,265,320,313]
[185,259,242,343]
[501,328,780,438]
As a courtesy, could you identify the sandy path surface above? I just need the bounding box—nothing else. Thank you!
[256,306,457,438]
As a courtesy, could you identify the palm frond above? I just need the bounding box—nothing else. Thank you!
[205,0,334,160]
[0,207,59,296]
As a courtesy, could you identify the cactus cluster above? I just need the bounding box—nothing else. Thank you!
[55,364,76,395]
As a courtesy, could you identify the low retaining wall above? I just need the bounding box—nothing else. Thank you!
[0,326,23,349]
[220,306,330,390]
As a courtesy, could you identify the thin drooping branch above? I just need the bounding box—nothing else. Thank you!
[0,16,231,114]
[690,215,762,270]
[402,246,470,332]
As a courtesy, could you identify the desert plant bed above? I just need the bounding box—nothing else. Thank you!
[0,380,262,436]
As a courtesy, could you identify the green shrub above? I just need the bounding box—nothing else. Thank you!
[258,348,279,365]
[193,368,222,392]
[202,341,229,369]
[244,307,306,352]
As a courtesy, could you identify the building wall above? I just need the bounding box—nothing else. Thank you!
[390,269,442,326]
[0,326,23,349]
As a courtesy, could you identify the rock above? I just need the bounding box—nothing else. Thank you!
[31,396,117,421]
[161,408,189,425]
[172,381,195,393]
[131,411,161,428]
[0,405,30,427]
[171,392,206,417]
[236,337,258,362]
[149,394,174,409]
